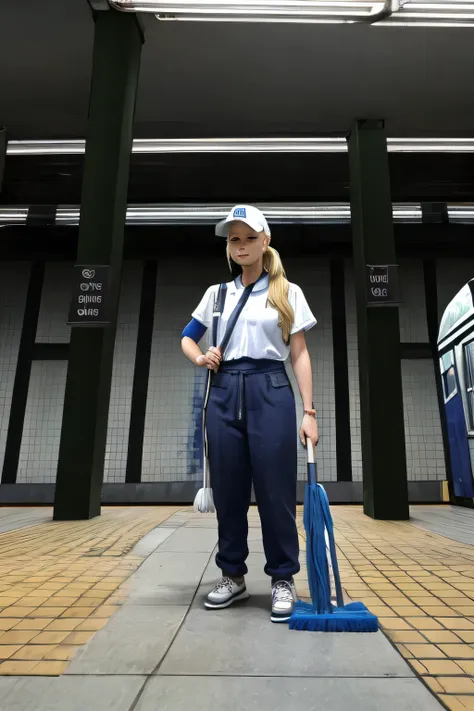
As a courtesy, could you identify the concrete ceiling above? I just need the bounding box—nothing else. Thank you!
[1,0,474,139]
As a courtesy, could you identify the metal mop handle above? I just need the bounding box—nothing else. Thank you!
[201,284,227,490]
[306,439,317,486]
[307,438,345,608]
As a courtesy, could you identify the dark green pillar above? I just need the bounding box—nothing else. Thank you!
[54,11,143,520]
[347,119,409,520]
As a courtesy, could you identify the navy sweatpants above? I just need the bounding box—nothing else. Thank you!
[206,357,300,580]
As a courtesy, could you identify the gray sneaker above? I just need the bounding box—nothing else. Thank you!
[205,576,250,609]
[271,580,296,623]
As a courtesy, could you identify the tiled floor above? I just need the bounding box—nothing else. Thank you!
[0,506,179,675]
[0,506,441,711]
[2,503,474,711]
[297,506,474,711]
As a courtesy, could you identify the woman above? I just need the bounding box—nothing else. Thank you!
[181,205,319,623]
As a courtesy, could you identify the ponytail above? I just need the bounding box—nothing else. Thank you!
[226,242,294,343]
[263,246,294,344]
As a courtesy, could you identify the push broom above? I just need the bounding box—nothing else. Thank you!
[289,440,378,632]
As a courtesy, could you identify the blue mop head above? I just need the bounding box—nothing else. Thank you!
[289,600,379,633]
[290,445,379,633]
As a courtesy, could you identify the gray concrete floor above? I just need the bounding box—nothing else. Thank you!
[0,506,52,533]
[0,508,445,711]
[410,504,474,545]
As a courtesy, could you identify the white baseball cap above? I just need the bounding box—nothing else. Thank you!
[215,204,271,238]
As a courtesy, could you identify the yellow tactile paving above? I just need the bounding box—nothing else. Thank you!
[296,505,474,711]
[0,506,179,675]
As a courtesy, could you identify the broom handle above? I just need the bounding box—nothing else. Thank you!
[202,384,210,489]
[306,438,317,487]
[200,284,225,491]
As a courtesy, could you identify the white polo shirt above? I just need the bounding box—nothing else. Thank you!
[192,274,316,362]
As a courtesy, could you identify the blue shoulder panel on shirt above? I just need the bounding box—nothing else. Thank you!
[182,318,207,342]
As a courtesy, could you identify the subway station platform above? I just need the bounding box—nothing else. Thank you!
[1,506,474,710]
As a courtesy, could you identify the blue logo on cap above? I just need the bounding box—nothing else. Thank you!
[233,207,246,218]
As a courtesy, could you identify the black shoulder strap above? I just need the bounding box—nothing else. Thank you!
[214,271,267,357]
[218,281,254,356]
[211,283,227,348]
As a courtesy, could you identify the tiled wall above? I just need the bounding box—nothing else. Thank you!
[0,263,30,474]
[36,263,72,344]
[1,256,465,489]
[17,361,67,483]
[17,262,71,483]
[399,258,428,343]
[402,359,446,481]
[345,265,362,481]
[15,262,141,484]
[285,259,336,482]
[346,258,445,482]
[104,263,142,483]
[142,258,226,483]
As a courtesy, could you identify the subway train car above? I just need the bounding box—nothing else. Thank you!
[438,280,474,499]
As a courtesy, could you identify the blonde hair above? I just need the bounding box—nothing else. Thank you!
[226,242,294,344]
[264,246,294,344]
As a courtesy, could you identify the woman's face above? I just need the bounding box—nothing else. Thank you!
[227,222,269,267]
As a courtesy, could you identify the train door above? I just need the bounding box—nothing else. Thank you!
[441,350,474,497]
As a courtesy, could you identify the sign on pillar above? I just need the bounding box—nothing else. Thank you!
[366,264,400,307]
[67,265,110,326]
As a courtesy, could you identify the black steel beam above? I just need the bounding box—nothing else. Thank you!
[53,11,143,520]
[1,263,44,484]
[125,261,157,484]
[347,119,409,520]
[330,259,352,482]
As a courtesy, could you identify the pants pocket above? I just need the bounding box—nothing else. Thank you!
[209,372,233,409]
[263,371,295,406]
[268,372,290,389]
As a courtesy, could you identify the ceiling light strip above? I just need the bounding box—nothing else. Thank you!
[6,137,474,156]
[0,202,430,227]
[108,0,474,23]
[447,204,474,223]
[109,0,474,12]
[0,208,29,224]
[110,0,382,10]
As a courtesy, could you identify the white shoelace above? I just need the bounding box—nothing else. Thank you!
[213,576,234,594]
[272,581,293,605]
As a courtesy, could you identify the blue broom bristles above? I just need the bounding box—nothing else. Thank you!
[289,601,379,632]
[305,484,331,613]
[290,473,379,633]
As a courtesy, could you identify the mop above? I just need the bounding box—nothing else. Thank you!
[193,371,215,513]
[289,440,378,632]
[193,284,227,513]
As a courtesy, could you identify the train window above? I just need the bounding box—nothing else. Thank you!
[440,351,457,403]
[442,366,457,403]
[464,341,474,430]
